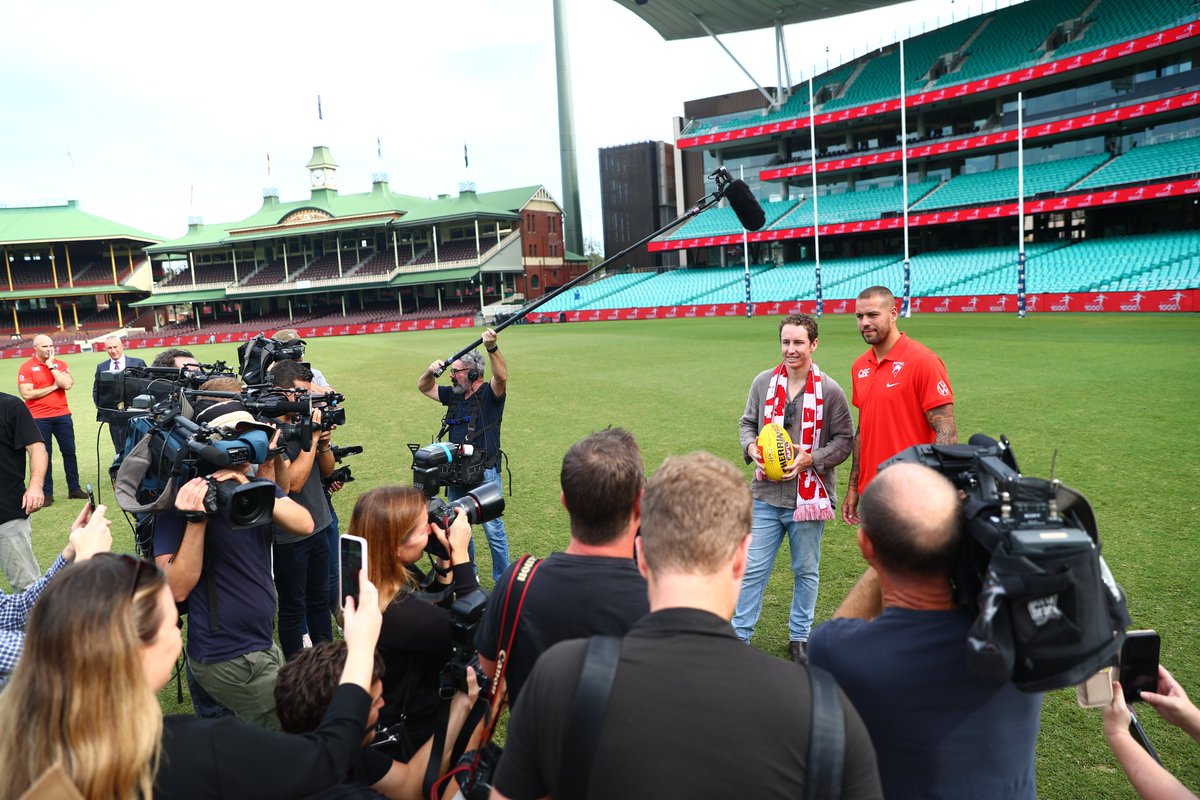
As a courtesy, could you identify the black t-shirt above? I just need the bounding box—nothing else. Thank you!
[376,563,479,759]
[0,392,42,524]
[157,684,370,799]
[436,384,505,468]
[476,551,648,704]
[494,607,883,800]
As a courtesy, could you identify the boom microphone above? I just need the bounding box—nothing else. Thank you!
[723,179,766,231]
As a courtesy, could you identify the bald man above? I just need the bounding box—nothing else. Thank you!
[93,335,146,452]
[17,335,85,504]
[809,463,1043,799]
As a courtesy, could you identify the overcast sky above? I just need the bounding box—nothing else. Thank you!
[0,0,1009,247]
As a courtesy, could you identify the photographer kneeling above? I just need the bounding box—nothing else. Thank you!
[349,486,479,761]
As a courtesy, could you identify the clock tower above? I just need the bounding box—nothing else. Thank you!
[306,145,339,192]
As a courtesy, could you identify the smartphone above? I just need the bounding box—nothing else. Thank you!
[1119,630,1160,704]
[339,534,368,610]
[85,483,96,512]
[1076,667,1114,708]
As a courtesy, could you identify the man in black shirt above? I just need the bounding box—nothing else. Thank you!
[476,428,649,705]
[493,452,882,800]
[418,327,509,580]
[0,391,48,591]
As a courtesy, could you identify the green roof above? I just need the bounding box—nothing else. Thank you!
[147,182,546,255]
[0,284,144,302]
[129,288,227,307]
[390,267,479,286]
[0,201,162,246]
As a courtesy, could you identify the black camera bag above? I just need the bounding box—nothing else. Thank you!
[962,480,1130,692]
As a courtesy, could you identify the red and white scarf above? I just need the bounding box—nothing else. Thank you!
[759,362,834,522]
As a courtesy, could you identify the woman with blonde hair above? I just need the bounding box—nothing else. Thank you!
[0,551,166,800]
[0,550,385,799]
[348,486,476,760]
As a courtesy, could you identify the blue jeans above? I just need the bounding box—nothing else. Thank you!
[733,499,826,643]
[273,526,334,659]
[35,414,80,497]
[447,467,509,582]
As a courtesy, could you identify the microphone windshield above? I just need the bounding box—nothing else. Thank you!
[723,180,766,232]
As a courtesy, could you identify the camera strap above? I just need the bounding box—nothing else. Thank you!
[558,635,623,800]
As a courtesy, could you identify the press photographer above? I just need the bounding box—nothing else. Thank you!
[269,360,341,659]
[417,328,510,581]
[147,388,314,730]
[346,485,482,763]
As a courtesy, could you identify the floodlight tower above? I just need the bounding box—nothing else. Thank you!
[553,0,584,256]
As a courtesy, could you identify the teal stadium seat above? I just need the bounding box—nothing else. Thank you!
[936,0,1092,86]
[913,152,1108,210]
[1076,136,1200,189]
[1054,0,1198,57]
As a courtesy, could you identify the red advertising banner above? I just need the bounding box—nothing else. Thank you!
[649,178,1200,251]
[92,316,476,356]
[677,22,1200,150]
[761,90,1200,181]
[524,290,1196,324]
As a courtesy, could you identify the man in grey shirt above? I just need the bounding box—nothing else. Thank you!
[736,313,853,663]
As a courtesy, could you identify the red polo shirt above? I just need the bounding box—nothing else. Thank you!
[850,333,953,493]
[17,357,72,419]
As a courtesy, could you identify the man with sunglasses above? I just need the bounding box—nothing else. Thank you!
[736,314,853,664]
[418,328,509,581]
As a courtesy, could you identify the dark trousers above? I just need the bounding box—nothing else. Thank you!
[273,526,334,659]
[326,504,341,618]
[35,414,79,497]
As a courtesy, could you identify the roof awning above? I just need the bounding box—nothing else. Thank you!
[129,288,226,307]
[390,267,479,287]
[612,0,908,40]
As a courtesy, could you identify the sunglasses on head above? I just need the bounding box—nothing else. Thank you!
[96,553,158,597]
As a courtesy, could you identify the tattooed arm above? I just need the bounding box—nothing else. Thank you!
[841,428,862,526]
[926,403,958,445]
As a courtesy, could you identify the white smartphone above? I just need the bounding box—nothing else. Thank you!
[339,534,368,610]
[1076,666,1115,708]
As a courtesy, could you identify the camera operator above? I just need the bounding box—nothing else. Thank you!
[269,360,336,659]
[808,462,1042,799]
[348,486,479,761]
[151,348,201,371]
[266,330,345,622]
[153,390,314,730]
[417,328,509,581]
[269,329,335,390]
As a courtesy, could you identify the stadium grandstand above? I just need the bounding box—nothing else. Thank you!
[0,147,588,357]
[551,0,1200,320]
[0,201,159,355]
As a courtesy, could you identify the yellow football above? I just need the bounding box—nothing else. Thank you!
[757,422,795,481]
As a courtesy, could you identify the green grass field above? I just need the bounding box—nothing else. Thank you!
[4,312,1197,797]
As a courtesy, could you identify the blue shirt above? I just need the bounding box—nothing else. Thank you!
[810,606,1043,800]
[0,554,69,685]
[154,485,287,663]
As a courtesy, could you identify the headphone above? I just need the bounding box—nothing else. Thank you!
[463,350,485,382]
